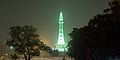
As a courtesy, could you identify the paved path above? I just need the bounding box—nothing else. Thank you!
[32,57,72,60]
[18,57,72,60]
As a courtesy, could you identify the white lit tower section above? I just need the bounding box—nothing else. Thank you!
[56,11,66,52]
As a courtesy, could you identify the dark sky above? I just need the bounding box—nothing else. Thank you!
[0,0,110,47]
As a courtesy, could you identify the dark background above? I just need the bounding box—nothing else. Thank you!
[0,0,110,48]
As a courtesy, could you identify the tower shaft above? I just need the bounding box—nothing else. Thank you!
[56,11,66,52]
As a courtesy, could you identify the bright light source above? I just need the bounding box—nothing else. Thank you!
[56,11,67,52]
[6,54,8,55]
[1,56,4,59]
[10,46,13,49]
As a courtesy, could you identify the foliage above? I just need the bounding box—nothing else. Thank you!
[68,0,120,60]
[41,45,59,56]
[10,53,19,60]
[6,25,47,60]
[50,49,59,56]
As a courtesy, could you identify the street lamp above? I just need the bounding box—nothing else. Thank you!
[6,54,8,56]
[10,46,13,49]
[1,56,4,59]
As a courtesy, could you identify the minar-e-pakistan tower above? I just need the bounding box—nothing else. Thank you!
[56,11,67,52]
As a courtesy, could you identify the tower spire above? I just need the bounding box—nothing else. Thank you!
[56,11,66,51]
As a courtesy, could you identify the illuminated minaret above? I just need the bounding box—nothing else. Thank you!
[56,11,66,52]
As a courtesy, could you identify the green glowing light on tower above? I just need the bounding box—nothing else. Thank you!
[56,11,66,52]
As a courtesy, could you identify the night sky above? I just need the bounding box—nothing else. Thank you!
[0,0,110,47]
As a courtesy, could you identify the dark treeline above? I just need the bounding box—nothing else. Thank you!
[6,25,59,60]
[67,0,120,60]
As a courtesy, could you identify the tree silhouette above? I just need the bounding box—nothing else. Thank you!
[6,25,47,60]
[68,0,120,60]
[10,53,19,60]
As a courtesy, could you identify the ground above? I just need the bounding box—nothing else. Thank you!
[17,57,72,60]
